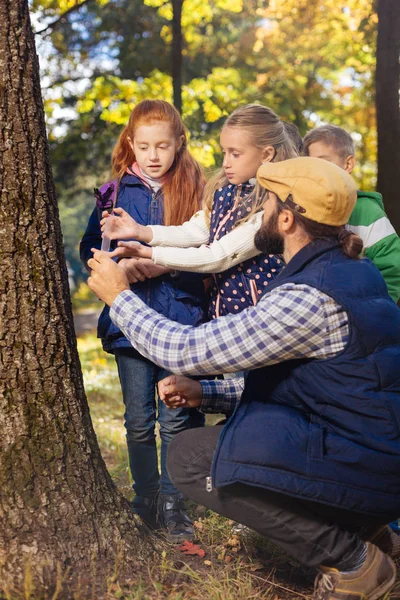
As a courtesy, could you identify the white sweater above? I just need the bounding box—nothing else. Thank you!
[149,210,263,273]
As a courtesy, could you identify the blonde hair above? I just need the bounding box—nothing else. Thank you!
[203,104,298,224]
[111,99,205,226]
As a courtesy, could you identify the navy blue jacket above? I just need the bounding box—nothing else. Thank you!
[211,239,400,517]
[208,182,283,320]
[80,173,206,353]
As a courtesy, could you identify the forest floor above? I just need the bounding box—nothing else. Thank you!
[72,298,400,600]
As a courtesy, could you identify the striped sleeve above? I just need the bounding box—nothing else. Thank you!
[347,194,400,302]
[200,378,244,414]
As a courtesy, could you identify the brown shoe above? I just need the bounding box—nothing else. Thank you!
[312,543,396,600]
[367,525,400,559]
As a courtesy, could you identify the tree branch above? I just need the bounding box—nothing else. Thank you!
[35,0,95,37]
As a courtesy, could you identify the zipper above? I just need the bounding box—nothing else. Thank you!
[147,187,161,306]
[206,476,213,492]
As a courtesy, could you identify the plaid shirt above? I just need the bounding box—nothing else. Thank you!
[111,283,349,414]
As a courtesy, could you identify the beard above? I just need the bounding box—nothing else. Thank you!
[254,208,284,255]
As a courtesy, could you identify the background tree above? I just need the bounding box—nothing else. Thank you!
[172,0,183,112]
[0,0,151,590]
[376,0,400,231]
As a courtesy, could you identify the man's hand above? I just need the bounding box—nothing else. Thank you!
[100,207,153,243]
[87,249,130,306]
[109,241,153,260]
[158,375,203,409]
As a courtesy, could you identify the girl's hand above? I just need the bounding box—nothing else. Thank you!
[100,207,139,240]
[158,375,203,409]
[118,258,171,283]
[118,258,151,283]
[109,241,153,260]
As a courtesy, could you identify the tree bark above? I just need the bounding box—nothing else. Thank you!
[0,0,150,591]
[376,0,400,232]
[171,0,183,114]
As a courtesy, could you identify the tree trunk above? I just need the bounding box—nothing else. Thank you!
[171,0,183,113]
[376,0,400,232]
[0,0,150,591]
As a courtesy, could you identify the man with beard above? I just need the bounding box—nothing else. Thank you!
[88,157,400,600]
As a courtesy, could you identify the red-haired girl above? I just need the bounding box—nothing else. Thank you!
[80,100,206,542]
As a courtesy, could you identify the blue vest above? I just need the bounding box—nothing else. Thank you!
[80,173,206,353]
[208,182,283,320]
[211,239,400,517]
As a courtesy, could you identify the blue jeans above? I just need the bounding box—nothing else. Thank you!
[114,348,204,500]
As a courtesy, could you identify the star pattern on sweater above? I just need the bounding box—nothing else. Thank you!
[231,253,238,260]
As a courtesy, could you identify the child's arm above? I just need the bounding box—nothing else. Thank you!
[151,212,263,273]
[149,210,210,248]
[363,233,400,303]
[109,212,263,273]
[347,195,400,303]
[101,208,210,248]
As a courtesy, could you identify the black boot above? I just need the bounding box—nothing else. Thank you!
[131,494,159,530]
[158,492,194,543]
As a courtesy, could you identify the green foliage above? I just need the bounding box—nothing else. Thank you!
[31,0,379,270]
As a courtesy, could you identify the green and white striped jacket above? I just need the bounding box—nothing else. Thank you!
[347,191,400,303]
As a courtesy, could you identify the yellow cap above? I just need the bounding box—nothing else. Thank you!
[256,157,357,226]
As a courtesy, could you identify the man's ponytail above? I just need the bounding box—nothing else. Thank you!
[338,229,363,260]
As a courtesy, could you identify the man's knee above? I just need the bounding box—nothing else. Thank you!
[167,429,195,487]
[167,426,221,491]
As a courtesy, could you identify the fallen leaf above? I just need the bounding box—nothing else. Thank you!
[177,540,205,558]
[224,555,232,563]
[226,536,240,547]
[204,560,212,566]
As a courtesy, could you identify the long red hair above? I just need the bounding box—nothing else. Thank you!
[111,100,205,226]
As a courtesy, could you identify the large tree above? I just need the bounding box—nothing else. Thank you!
[376,0,400,232]
[0,0,150,591]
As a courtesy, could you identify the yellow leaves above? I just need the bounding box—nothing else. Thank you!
[143,0,166,7]
[203,100,223,123]
[78,98,96,113]
[253,38,263,54]
[189,139,219,168]
[145,0,243,33]
[160,24,173,44]
[76,71,173,124]
[33,0,110,14]
[215,0,243,13]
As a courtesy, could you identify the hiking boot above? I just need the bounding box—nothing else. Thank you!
[312,543,396,600]
[367,525,400,559]
[158,492,194,544]
[131,494,159,530]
